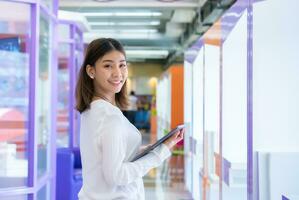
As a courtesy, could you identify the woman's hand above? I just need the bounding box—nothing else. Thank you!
[163,128,185,150]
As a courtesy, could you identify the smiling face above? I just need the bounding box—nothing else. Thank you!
[86,50,128,101]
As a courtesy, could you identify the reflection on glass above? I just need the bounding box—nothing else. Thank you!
[57,43,70,147]
[40,0,53,11]
[37,15,51,178]
[37,183,49,200]
[0,1,30,188]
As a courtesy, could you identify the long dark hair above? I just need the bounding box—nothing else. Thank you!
[75,38,129,113]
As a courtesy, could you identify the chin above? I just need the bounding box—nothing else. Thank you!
[113,87,122,94]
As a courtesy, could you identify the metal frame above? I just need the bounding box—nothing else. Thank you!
[69,23,75,149]
[246,0,253,199]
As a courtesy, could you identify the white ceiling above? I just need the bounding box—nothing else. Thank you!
[58,0,229,64]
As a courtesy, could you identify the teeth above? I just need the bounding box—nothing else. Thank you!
[110,81,122,84]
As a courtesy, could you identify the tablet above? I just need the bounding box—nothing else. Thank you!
[131,124,185,162]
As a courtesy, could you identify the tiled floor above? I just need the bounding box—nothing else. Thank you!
[140,131,193,200]
[145,187,193,200]
[143,169,193,200]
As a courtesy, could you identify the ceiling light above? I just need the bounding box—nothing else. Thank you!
[126,50,169,59]
[115,12,162,17]
[89,21,160,26]
[126,50,169,56]
[157,0,180,2]
[89,22,116,26]
[119,21,160,26]
[83,12,162,17]
[122,29,158,33]
[93,0,116,2]
[92,29,158,33]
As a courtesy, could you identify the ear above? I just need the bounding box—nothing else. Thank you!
[86,65,95,79]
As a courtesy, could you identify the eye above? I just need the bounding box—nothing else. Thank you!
[120,63,127,68]
[104,64,111,68]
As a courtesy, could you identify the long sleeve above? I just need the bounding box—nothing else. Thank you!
[99,113,171,187]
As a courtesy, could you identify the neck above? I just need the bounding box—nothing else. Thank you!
[93,93,116,106]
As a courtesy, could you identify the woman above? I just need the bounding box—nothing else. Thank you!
[75,38,184,200]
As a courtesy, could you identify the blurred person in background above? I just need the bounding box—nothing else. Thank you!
[125,90,138,124]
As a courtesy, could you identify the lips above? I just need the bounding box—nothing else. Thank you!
[108,80,123,86]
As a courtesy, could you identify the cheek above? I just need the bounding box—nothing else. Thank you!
[96,69,109,79]
[122,69,128,79]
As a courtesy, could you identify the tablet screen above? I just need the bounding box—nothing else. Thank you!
[131,124,185,162]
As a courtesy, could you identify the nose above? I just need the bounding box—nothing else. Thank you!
[112,66,122,78]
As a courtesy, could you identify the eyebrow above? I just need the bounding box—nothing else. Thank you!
[102,59,126,63]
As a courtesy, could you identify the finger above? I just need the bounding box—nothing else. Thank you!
[177,131,183,137]
[178,132,184,140]
[178,134,183,140]
[181,130,185,137]
[173,130,180,138]
[175,132,182,139]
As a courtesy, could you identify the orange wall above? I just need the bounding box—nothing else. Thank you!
[168,65,184,129]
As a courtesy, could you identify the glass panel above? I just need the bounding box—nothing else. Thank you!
[37,183,49,200]
[58,24,70,42]
[157,75,171,140]
[183,61,193,194]
[37,14,51,178]
[222,10,247,200]
[204,44,220,200]
[253,1,299,199]
[57,43,70,147]
[0,1,30,188]
[192,49,204,200]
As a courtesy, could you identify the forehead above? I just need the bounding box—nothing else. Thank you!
[99,50,126,62]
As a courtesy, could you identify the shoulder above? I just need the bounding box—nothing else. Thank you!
[91,100,124,123]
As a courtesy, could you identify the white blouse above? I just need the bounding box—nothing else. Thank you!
[78,99,171,200]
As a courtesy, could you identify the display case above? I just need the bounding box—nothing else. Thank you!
[185,0,299,199]
[57,20,83,148]
[184,0,249,199]
[0,0,58,199]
